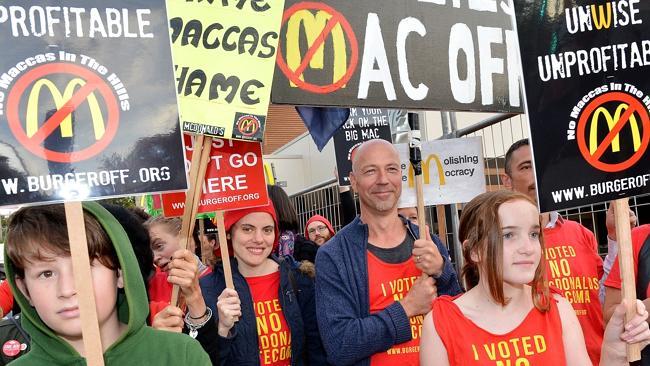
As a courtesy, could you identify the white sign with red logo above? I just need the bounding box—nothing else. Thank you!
[162,134,269,217]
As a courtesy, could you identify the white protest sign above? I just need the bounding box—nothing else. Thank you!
[397,137,485,207]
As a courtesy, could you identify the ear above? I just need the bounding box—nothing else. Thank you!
[117,269,124,289]
[501,173,512,189]
[465,240,481,263]
[349,172,358,192]
[15,278,33,306]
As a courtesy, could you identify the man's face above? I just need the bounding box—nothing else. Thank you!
[350,142,402,215]
[502,145,537,202]
[307,221,332,245]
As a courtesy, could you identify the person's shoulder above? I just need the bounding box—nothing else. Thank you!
[633,224,650,240]
[558,217,594,235]
[138,327,209,363]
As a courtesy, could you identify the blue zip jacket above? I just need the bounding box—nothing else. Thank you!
[200,255,328,366]
[315,216,462,366]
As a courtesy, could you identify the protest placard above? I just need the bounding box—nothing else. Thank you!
[167,0,285,141]
[334,108,395,185]
[272,0,523,112]
[162,134,269,217]
[0,2,184,364]
[514,0,649,212]
[0,1,187,205]
[396,137,485,207]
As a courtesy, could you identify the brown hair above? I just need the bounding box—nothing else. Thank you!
[459,190,549,311]
[144,216,181,236]
[6,204,118,278]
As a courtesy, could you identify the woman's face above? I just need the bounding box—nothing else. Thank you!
[149,224,181,273]
[230,212,275,269]
[498,199,542,286]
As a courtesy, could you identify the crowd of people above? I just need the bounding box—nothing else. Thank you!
[0,138,648,365]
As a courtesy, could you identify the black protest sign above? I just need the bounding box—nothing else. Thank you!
[514,1,650,212]
[334,108,395,185]
[272,0,523,113]
[0,1,187,205]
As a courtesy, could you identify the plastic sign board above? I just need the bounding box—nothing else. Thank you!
[397,137,486,207]
[0,1,187,205]
[162,135,269,217]
[334,108,396,186]
[513,1,650,212]
[167,0,285,141]
[272,0,524,113]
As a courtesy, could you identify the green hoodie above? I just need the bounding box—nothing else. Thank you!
[4,202,211,365]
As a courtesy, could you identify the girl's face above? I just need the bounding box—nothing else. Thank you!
[230,212,275,269]
[149,224,180,273]
[498,199,541,287]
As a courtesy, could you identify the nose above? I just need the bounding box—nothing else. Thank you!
[376,169,389,184]
[518,237,538,255]
[58,268,77,298]
[153,251,163,265]
[253,229,265,243]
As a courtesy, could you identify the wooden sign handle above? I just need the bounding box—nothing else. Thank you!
[415,174,427,240]
[436,205,447,245]
[614,198,641,362]
[64,202,105,366]
[215,211,234,289]
[172,135,212,307]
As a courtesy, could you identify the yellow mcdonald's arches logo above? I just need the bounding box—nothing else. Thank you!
[285,9,347,86]
[407,154,445,188]
[26,78,105,140]
[264,162,275,185]
[589,103,641,154]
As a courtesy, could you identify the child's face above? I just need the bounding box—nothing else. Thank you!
[149,224,181,273]
[498,199,541,287]
[230,212,275,268]
[16,254,123,342]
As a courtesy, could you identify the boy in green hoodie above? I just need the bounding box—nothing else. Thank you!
[3,202,211,365]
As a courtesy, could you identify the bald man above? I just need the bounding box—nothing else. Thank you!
[315,139,461,366]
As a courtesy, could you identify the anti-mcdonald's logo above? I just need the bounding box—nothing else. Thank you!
[407,154,446,188]
[589,103,641,154]
[26,78,105,140]
[285,9,347,86]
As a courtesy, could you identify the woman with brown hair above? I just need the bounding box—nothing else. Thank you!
[420,190,650,366]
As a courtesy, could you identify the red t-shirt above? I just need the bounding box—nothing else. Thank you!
[0,281,13,316]
[432,295,566,365]
[543,218,604,365]
[245,271,291,366]
[604,225,650,296]
[367,251,422,366]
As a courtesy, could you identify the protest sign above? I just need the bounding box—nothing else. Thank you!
[272,0,523,112]
[167,0,285,141]
[513,0,649,212]
[396,137,485,207]
[0,2,185,364]
[334,108,395,185]
[162,135,269,217]
[0,1,187,206]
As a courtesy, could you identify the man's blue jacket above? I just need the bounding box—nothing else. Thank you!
[315,216,462,366]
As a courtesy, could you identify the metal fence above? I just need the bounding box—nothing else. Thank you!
[289,113,650,265]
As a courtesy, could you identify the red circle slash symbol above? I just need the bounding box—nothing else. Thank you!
[6,62,119,163]
[577,91,650,172]
[276,2,358,94]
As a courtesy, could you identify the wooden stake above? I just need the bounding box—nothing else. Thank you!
[215,211,234,289]
[415,175,427,240]
[64,202,104,366]
[614,198,641,362]
[436,205,447,245]
[198,218,208,264]
[172,135,212,307]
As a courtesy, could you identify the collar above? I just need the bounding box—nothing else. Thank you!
[545,211,562,229]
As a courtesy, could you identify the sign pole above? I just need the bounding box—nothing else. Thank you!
[614,198,641,362]
[436,205,447,245]
[172,135,212,307]
[64,202,105,366]
[408,113,427,239]
[214,211,234,289]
